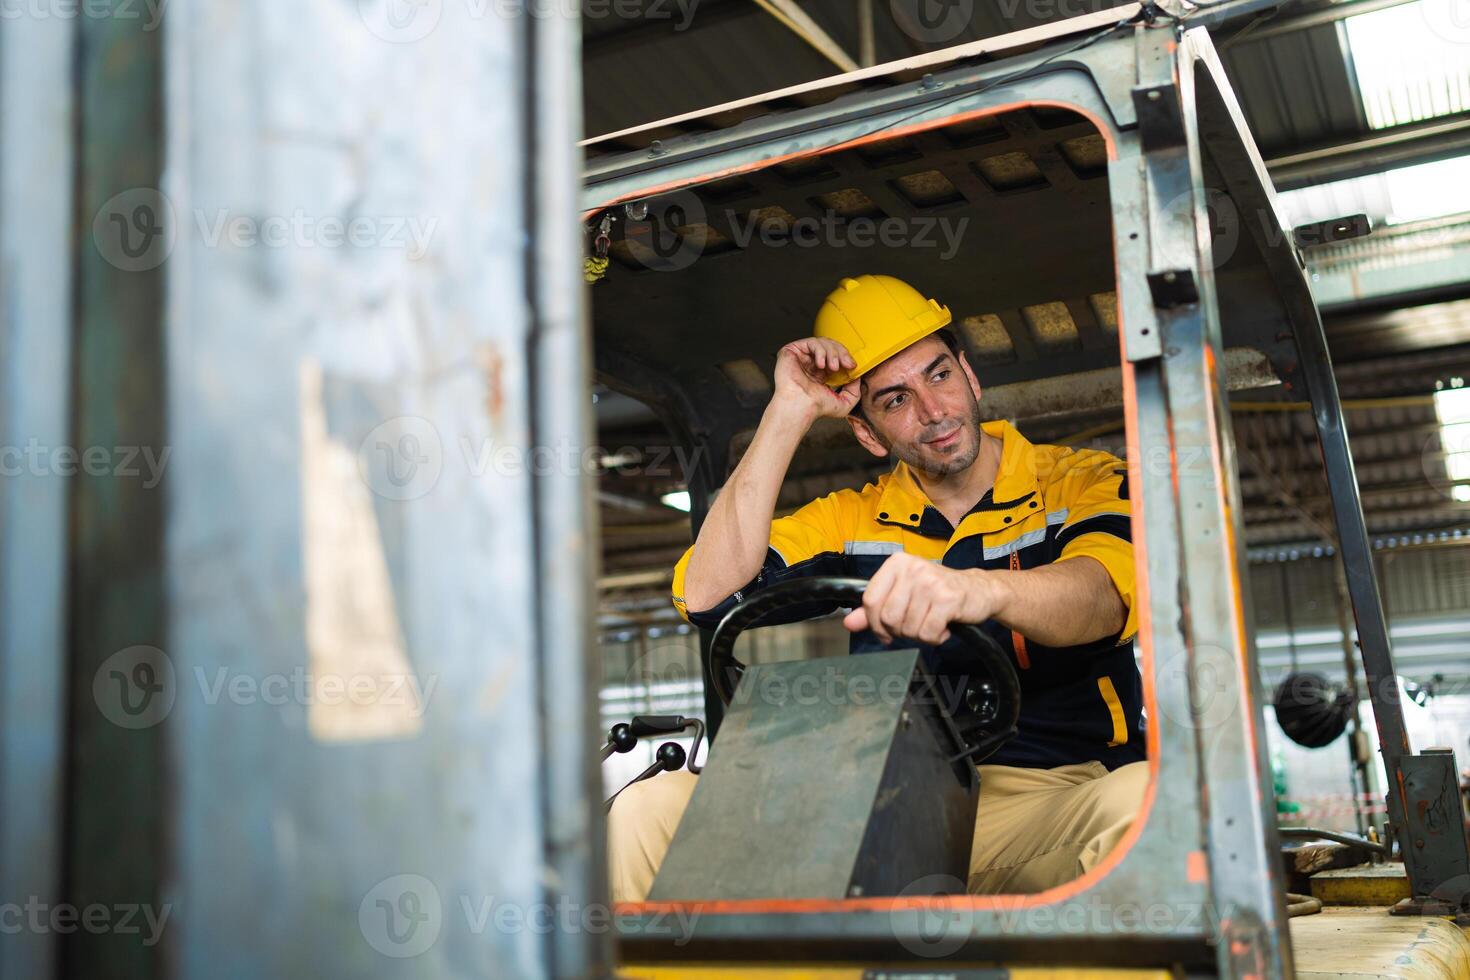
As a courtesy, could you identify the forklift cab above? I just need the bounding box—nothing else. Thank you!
[583,8,1470,976]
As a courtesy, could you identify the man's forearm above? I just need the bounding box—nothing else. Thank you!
[681,399,813,612]
[967,556,1126,647]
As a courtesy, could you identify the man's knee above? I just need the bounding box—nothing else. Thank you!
[607,770,698,903]
[609,769,698,829]
[1090,760,1149,825]
[1077,761,1149,867]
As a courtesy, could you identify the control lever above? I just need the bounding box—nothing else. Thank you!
[596,715,706,773]
[604,742,687,812]
[600,723,638,761]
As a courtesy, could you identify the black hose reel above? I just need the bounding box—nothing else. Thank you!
[1273,672,1354,748]
[706,576,1022,763]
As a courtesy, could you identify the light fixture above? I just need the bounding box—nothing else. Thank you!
[1276,154,1470,229]
[1434,380,1470,500]
[660,490,691,512]
[1381,156,1470,224]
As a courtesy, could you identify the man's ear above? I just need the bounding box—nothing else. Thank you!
[959,350,983,403]
[847,412,890,459]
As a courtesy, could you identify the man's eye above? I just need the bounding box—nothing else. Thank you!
[932,370,950,382]
[886,394,906,410]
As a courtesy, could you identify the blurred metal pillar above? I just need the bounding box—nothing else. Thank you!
[526,0,609,976]
[63,4,169,977]
[0,11,77,980]
[55,0,600,976]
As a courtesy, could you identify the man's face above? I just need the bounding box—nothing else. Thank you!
[852,334,984,477]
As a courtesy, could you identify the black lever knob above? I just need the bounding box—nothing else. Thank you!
[655,741,686,772]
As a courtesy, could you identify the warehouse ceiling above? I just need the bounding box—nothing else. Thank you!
[583,0,1470,625]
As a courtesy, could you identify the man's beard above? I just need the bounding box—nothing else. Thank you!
[877,392,984,478]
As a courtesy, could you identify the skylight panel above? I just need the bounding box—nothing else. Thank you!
[1345,0,1470,129]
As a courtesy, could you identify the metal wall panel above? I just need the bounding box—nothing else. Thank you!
[20,0,600,977]
[0,11,77,980]
[159,1,565,975]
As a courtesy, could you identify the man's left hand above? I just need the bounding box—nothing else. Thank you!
[842,552,1000,646]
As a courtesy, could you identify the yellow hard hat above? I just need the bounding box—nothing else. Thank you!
[813,275,952,386]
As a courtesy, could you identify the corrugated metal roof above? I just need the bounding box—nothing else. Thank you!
[1217,20,1367,157]
[583,0,1470,195]
[583,0,1134,137]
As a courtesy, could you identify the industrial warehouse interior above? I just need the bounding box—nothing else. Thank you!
[5,0,1470,976]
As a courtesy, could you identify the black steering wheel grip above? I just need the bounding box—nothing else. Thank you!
[706,577,1020,748]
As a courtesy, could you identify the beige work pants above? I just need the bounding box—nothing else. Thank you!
[607,760,1148,902]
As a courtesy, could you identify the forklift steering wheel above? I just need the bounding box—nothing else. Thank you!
[707,577,1021,751]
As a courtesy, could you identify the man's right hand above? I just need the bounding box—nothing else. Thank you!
[680,338,858,613]
[773,338,862,421]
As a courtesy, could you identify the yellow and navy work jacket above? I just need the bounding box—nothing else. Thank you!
[671,419,1144,771]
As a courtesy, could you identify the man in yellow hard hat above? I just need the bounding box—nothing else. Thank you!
[609,274,1146,901]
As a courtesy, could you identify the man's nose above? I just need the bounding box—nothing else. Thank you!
[913,385,945,422]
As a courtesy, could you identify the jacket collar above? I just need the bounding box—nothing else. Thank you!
[875,419,1040,537]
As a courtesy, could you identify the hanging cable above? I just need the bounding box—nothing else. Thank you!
[1281,562,1299,673]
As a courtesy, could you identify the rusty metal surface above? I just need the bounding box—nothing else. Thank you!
[11,0,596,977]
[159,1,562,972]
[1396,750,1470,904]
